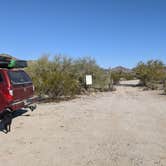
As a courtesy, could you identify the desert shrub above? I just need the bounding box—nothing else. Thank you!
[123,72,135,80]
[26,55,80,99]
[26,55,114,99]
[111,71,121,85]
[71,57,112,91]
[110,70,134,85]
[164,81,166,93]
[134,60,166,88]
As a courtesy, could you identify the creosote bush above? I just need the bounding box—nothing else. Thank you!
[26,55,113,99]
[134,60,166,89]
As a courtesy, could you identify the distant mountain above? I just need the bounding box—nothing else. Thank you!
[111,66,132,73]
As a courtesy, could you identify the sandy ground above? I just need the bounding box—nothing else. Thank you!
[0,81,166,166]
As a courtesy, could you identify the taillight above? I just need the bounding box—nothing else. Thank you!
[32,85,35,91]
[9,89,13,96]
[5,89,13,101]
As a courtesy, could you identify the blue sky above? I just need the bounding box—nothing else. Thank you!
[0,0,166,68]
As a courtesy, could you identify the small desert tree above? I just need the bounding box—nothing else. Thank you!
[72,57,112,91]
[134,60,166,86]
[111,71,121,85]
[26,55,80,99]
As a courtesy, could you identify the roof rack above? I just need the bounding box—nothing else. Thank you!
[0,54,28,69]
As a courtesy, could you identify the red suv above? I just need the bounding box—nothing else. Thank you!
[0,55,37,118]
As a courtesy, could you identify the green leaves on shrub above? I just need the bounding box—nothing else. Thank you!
[26,55,113,99]
[134,60,166,87]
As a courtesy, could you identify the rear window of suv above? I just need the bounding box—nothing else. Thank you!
[8,70,32,85]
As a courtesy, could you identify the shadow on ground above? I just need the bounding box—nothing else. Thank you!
[0,109,30,134]
[118,84,141,87]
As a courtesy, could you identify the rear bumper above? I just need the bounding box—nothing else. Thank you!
[10,96,38,111]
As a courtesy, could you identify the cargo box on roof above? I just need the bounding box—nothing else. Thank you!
[0,54,28,68]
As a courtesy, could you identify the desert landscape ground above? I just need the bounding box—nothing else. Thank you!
[0,81,166,166]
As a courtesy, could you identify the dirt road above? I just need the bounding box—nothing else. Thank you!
[0,83,166,166]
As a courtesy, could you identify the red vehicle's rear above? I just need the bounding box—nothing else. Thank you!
[0,68,37,116]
